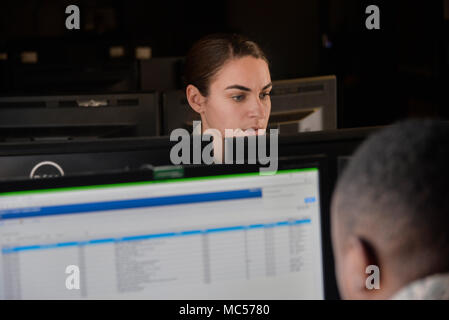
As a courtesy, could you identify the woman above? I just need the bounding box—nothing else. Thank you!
[184,33,272,139]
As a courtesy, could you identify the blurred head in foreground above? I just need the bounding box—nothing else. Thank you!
[332,119,449,299]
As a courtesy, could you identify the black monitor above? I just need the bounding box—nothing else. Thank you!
[0,126,377,185]
[222,126,380,200]
[0,92,160,141]
[276,126,378,165]
[0,156,338,299]
[0,137,173,181]
[269,75,337,133]
[0,135,218,181]
[160,89,194,135]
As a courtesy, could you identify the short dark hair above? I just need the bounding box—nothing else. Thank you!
[333,119,449,278]
[184,33,268,96]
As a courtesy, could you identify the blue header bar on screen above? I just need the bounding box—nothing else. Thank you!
[0,188,262,220]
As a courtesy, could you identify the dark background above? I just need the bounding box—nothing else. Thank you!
[1,0,448,129]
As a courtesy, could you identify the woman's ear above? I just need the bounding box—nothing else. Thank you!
[186,84,206,114]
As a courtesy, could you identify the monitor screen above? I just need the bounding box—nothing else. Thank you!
[0,166,325,299]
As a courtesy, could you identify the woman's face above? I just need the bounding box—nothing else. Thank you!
[192,56,272,137]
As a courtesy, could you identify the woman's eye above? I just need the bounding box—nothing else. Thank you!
[260,92,271,99]
[232,95,245,102]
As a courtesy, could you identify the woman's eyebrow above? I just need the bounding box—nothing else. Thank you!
[225,85,251,91]
[262,82,272,90]
[225,82,272,91]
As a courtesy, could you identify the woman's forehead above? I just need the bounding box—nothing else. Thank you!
[211,56,271,91]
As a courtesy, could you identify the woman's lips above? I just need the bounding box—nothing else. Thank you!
[246,128,266,135]
[225,128,266,137]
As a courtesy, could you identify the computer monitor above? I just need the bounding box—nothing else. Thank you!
[0,136,214,181]
[269,75,337,133]
[223,126,380,192]
[0,92,160,141]
[276,127,382,196]
[161,89,196,135]
[0,158,336,299]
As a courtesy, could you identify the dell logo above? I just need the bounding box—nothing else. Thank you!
[30,161,65,179]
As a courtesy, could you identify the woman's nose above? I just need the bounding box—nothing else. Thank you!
[250,96,266,119]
